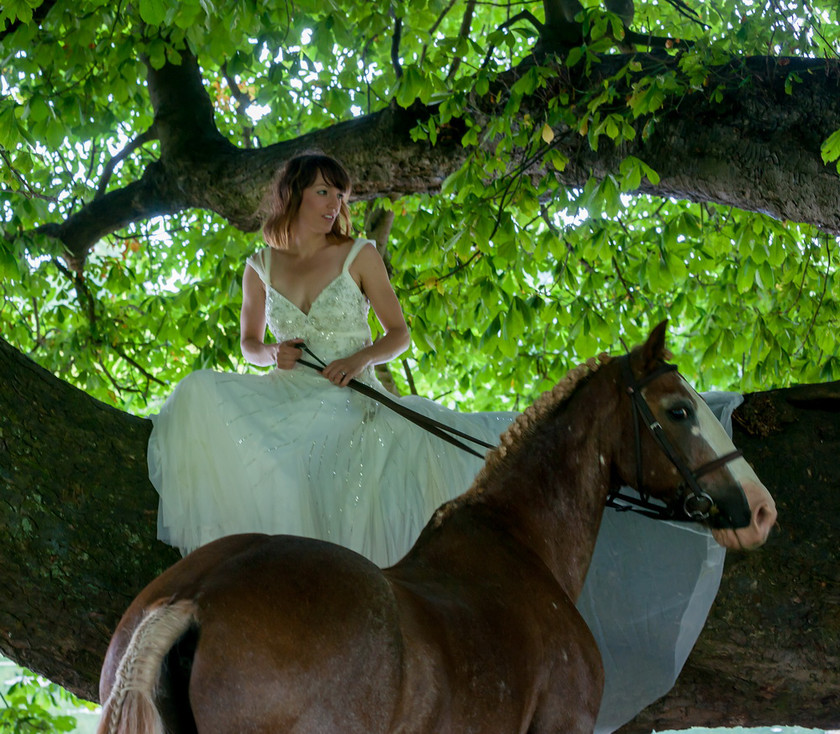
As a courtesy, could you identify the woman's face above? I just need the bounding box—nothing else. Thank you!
[294,172,347,235]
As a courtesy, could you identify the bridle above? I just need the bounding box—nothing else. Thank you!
[607,355,747,524]
[299,344,748,526]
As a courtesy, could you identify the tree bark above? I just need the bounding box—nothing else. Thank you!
[1,335,838,731]
[0,336,180,697]
[25,48,840,268]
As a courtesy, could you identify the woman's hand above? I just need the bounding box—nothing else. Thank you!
[270,339,304,370]
[322,352,370,387]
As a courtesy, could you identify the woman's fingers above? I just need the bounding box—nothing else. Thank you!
[275,340,303,369]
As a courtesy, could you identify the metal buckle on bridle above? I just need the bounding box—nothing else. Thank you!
[609,355,744,523]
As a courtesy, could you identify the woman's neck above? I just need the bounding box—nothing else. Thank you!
[286,227,333,256]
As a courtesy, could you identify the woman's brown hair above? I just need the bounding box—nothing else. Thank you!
[261,152,353,249]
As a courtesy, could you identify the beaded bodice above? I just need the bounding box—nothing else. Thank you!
[247,239,375,373]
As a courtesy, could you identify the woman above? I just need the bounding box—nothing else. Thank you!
[240,154,410,387]
[149,152,513,565]
[148,152,734,733]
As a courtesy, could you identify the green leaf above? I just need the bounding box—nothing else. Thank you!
[619,156,642,191]
[565,46,584,68]
[0,103,21,148]
[395,66,425,108]
[138,0,169,26]
[736,260,756,293]
[2,0,36,24]
[820,128,840,165]
[146,38,168,69]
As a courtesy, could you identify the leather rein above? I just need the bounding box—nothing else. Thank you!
[298,346,494,459]
[609,354,745,523]
[299,346,744,523]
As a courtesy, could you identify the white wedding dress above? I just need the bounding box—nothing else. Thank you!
[148,237,735,733]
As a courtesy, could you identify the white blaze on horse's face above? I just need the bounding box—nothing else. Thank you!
[646,375,778,551]
[676,377,777,550]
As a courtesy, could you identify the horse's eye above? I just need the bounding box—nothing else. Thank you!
[669,406,692,421]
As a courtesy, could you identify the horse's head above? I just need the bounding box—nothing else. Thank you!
[614,321,777,550]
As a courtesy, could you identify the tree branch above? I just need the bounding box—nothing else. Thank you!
[446,0,476,79]
[390,4,404,79]
[24,49,840,272]
[94,127,158,200]
[0,150,59,203]
[419,0,460,70]
[220,62,255,149]
[0,334,839,730]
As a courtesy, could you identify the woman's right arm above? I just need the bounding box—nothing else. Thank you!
[240,263,301,368]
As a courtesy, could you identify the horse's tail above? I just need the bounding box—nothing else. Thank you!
[97,599,197,734]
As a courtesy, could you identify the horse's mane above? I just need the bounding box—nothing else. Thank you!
[429,352,612,528]
[470,352,612,490]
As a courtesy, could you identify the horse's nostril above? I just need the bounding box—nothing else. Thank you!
[754,502,778,534]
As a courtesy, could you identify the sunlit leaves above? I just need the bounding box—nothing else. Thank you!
[0,662,90,732]
[0,0,41,26]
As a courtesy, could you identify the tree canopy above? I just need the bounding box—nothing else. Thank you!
[1,0,838,416]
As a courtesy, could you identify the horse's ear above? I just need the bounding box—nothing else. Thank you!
[640,320,669,369]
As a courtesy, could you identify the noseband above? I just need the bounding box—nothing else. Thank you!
[608,355,745,523]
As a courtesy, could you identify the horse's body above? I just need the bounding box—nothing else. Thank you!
[98,324,776,734]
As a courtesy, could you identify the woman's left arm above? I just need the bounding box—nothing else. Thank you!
[321,243,410,386]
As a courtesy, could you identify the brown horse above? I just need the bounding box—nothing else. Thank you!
[97,323,776,734]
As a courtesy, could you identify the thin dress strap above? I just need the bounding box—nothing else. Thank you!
[246,248,271,285]
[342,238,373,274]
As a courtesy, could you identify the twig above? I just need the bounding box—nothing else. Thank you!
[401,358,418,395]
[447,0,476,79]
[611,251,635,303]
[221,62,255,148]
[661,0,703,24]
[52,256,98,335]
[800,0,840,58]
[110,343,168,387]
[795,235,831,355]
[94,127,158,200]
[791,244,813,310]
[86,140,99,185]
[0,150,59,202]
[390,4,403,79]
[406,251,483,293]
[420,0,459,67]
[481,10,543,69]
[31,296,42,344]
[98,356,138,394]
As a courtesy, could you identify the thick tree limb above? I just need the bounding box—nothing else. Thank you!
[0,334,838,732]
[22,47,840,268]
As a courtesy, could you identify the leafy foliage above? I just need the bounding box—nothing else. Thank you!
[1,0,838,422]
[0,661,95,732]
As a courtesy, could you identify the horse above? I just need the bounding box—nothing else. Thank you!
[97,322,777,734]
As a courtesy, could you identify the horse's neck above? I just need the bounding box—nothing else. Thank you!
[481,381,618,601]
